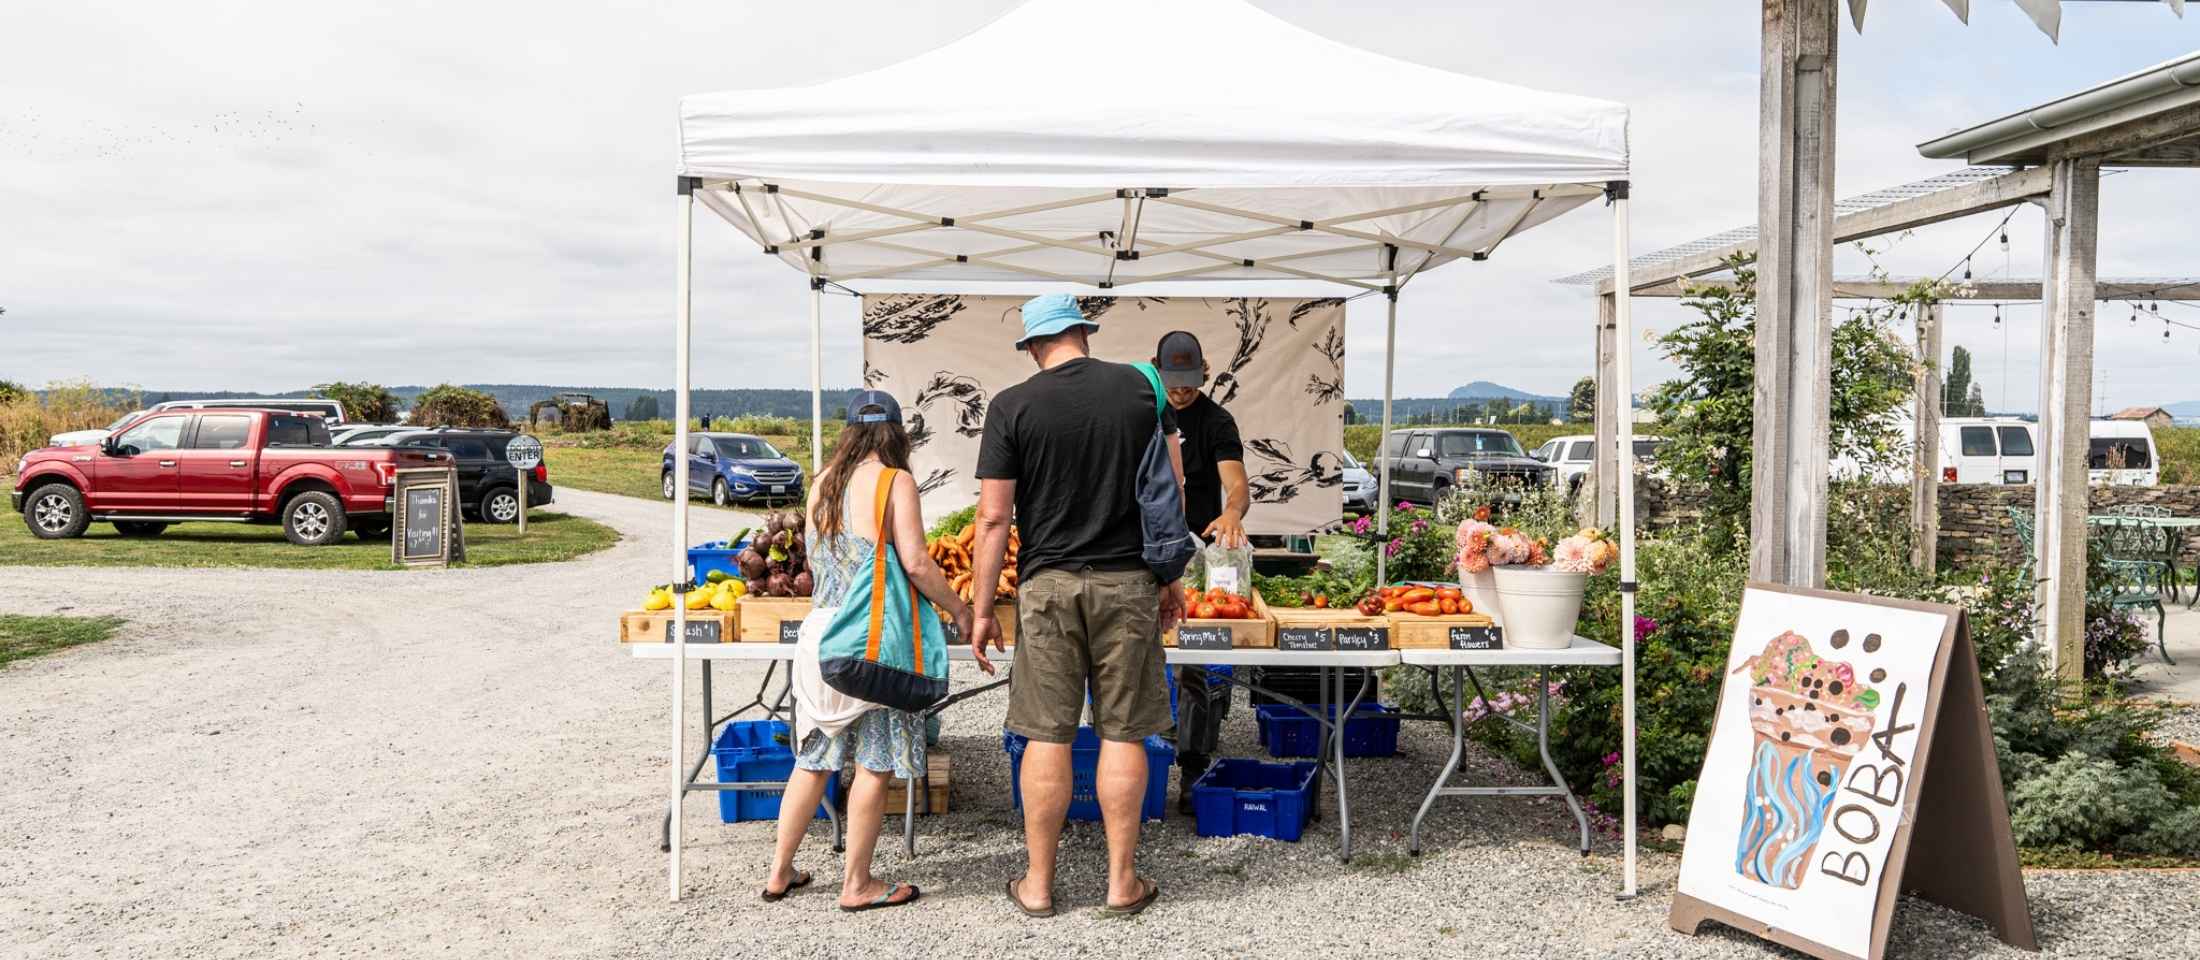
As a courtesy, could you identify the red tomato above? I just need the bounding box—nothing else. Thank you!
[1193,602,1218,620]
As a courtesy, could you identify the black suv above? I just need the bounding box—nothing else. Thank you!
[1378,428,1553,505]
[374,429,554,523]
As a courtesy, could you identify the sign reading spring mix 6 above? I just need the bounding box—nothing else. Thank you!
[1669,585,2035,960]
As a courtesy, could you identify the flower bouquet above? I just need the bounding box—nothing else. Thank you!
[1490,527,1613,649]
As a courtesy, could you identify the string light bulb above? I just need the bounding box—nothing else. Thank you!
[1963,258,1973,281]
[1999,231,2010,253]
[1993,305,2002,327]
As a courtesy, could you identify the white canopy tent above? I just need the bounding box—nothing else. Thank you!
[663,0,1644,901]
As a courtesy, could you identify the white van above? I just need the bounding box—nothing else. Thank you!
[2087,419,2160,486]
[1940,417,2038,485]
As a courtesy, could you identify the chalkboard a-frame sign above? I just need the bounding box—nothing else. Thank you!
[392,467,464,567]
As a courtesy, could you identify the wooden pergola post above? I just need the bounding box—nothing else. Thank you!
[1591,292,1619,527]
[1750,0,1840,588]
[1911,301,1944,574]
[2034,156,2102,682]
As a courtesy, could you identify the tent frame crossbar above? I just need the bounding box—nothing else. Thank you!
[694,180,1593,290]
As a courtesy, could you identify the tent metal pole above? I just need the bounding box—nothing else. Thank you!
[669,183,695,903]
[810,284,824,473]
[1610,184,1640,900]
[1375,245,1399,587]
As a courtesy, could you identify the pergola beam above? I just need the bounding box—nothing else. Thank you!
[1594,164,2054,297]
[1621,275,2200,300]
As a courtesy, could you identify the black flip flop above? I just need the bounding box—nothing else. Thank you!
[1099,878,1159,918]
[840,882,921,913]
[1005,879,1056,918]
[759,870,813,902]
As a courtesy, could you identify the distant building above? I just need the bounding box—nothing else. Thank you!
[2108,406,2174,429]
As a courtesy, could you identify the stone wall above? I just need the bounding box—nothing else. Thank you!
[1622,478,2200,572]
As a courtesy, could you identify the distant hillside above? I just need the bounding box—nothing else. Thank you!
[2166,400,2200,418]
[1447,380,1561,404]
[86,385,861,421]
[1344,396,1567,425]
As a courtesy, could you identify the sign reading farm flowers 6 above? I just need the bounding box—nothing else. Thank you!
[1668,584,2035,960]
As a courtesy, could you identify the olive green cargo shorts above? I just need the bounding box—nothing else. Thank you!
[1006,566,1172,744]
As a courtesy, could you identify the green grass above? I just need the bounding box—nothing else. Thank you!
[0,509,619,569]
[0,614,124,667]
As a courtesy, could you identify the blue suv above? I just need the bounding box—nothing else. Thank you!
[662,433,804,506]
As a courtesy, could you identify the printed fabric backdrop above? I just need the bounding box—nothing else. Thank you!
[860,295,1348,534]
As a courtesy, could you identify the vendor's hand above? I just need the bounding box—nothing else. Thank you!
[1202,515,1248,550]
[1159,583,1186,633]
[969,613,1002,675]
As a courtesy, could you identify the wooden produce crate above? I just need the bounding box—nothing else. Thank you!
[735,595,814,643]
[618,609,738,644]
[1164,593,1275,649]
[1269,606,1394,651]
[881,754,952,814]
[1388,611,1499,650]
[934,600,1018,647]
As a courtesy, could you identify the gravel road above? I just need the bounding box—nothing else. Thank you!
[3,489,2196,959]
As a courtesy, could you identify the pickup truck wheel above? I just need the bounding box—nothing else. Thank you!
[24,484,90,540]
[711,478,730,507]
[661,472,676,500]
[112,521,170,537]
[481,487,520,524]
[282,491,348,546]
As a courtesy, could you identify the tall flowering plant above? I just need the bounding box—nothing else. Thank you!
[1349,502,1454,583]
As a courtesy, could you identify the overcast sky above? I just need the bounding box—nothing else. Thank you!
[6,1,2200,411]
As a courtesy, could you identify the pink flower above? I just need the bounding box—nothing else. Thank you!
[1455,520,1496,574]
[1550,531,1615,574]
[1486,528,1533,566]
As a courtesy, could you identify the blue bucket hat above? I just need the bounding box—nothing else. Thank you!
[1015,294,1099,350]
[846,389,902,424]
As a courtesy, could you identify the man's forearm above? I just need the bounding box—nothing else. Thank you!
[970,512,1014,611]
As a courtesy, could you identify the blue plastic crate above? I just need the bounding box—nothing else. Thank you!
[1003,727,1174,822]
[1254,703,1400,758]
[710,720,837,823]
[687,539,750,586]
[1192,759,1318,841]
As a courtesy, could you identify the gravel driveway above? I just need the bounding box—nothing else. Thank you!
[3,489,2196,959]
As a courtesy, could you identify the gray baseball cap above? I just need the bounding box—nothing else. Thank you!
[1153,330,1206,389]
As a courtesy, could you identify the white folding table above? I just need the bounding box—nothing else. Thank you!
[1398,637,1622,856]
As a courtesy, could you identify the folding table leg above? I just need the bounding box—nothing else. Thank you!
[1409,666,1465,856]
[1332,665,1353,863]
[1533,666,1592,855]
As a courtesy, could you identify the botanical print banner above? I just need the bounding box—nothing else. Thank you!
[860,295,1348,534]
[1675,587,1951,960]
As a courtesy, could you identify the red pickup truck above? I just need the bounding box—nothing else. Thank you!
[13,408,451,546]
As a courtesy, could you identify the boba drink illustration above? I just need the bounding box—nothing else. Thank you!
[1731,631,1881,889]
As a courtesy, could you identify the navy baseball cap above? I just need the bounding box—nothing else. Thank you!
[1153,330,1207,389]
[846,390,903,424]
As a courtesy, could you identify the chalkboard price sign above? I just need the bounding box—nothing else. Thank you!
[1277,626,1333,651]
[1175,626,1234,650]
[1334,626,1391,651]
[778,619,802,644]
[664,619,723,644]
[1449,625,1504,650]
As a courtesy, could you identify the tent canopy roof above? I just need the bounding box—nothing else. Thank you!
[677,0,1628,287]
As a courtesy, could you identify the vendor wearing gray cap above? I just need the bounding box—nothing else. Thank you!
[1152,330,1248,815]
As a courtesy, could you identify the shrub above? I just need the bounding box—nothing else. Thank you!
[409,384,508,428]
[1989,649,2200,857]
[0,380,26,405]
[1337,502,1453,583]
[1,380,138,468]
[314,381,401,424]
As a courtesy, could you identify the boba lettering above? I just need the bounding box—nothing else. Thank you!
[1844,760,1905,807]
[1832,804,1883,844]
[1816,680,1914,886]
[1819,850,1871,887]
[1869,682,1914,767]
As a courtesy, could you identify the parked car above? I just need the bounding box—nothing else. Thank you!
[1339,450,1377,514]
[376,429,553,523]
[661,433,804,506]
[48,409,145,449]
[13,408,448,545]
[332,424,413,447]
[1530,434,1669,494]
[1834,415,2158,487]
[1377,428,1552,505]
[150,398,346,425]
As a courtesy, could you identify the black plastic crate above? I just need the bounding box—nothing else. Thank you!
[1247,666,1376,706]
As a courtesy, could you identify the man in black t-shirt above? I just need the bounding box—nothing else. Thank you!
[969,293,1183,918]
[1153,330,1249,812]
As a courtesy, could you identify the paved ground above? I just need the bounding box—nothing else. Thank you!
[4,489,2198,959]
[2128,602,2200,706]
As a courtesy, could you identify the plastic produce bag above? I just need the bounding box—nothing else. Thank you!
[1198,539,1254,597]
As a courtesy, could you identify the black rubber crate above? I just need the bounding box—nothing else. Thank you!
[1247,666,1376,706]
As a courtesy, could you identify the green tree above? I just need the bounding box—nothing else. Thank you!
[0,380,27,405]
[1569,375,1595,422]
[623,394,660,421]
[314,382,401,424]
[410,384,509,428]
[1645,264,1915,551]
[1942,345,1986,417]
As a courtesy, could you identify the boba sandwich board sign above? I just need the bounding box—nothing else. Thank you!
[1668,584,2034,960]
